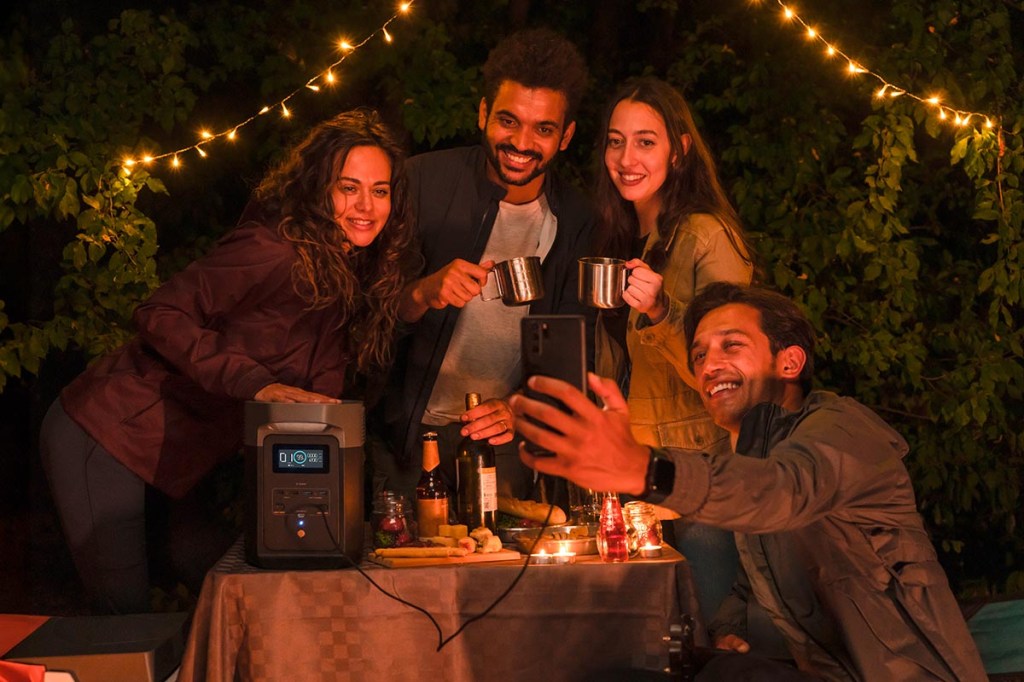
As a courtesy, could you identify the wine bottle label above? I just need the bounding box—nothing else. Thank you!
[479,466,497,513]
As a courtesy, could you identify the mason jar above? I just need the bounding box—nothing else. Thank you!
[623,500,663,557]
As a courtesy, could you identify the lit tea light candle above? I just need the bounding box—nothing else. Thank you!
[639,544,663,559]
[529,549,576,565]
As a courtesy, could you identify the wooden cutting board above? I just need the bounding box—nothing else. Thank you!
[368,548,524,568]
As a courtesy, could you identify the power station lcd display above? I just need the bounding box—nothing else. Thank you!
[272,444,329,474]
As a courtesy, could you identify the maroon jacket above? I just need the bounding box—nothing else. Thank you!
[61,212,349,498]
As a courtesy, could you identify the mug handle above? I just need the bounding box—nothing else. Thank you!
[479,267,503,301]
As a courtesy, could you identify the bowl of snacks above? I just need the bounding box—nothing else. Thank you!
[511,524,598,556]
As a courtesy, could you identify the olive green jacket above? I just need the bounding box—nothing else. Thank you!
[665,393,987,681]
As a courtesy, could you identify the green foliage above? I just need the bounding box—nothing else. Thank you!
[689,0,1024,595]
[0,0,1020,595]
[0,10,198,390]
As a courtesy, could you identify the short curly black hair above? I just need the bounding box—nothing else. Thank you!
[481,27,589,125]
[683,282,817,395]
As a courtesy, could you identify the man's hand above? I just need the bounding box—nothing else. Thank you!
[460,398,515,446]
[254,383,341,403]
[399,259,495,322]
[510,373,649,494]
[713,634,751,653]
[624,258,667,324]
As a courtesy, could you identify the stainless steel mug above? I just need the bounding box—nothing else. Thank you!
[578,257,627,308]
[480,256,544,306]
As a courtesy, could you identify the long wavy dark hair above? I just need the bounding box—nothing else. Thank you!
[255,108,413,371]
[593,76,754,272]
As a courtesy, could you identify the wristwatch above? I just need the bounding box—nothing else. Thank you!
[640,449,675,504]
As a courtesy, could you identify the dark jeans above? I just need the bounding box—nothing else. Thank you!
[39,399,237,614]
[40,399,150,613]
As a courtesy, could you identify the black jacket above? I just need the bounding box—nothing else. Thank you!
[375,145,595,463]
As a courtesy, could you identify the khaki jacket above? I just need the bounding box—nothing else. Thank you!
[595,212,752,451]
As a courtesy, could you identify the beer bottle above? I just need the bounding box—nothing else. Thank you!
[415,432,450,538]
[455,392,498,531]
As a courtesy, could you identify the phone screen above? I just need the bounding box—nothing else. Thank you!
[520,315,587,456]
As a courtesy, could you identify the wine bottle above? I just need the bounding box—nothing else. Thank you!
[416,431,450,538]
[455,392,498,531]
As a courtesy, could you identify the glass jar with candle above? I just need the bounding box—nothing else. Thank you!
[623,501,663,557]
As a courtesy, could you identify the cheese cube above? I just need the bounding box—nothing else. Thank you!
[438,524,468,539]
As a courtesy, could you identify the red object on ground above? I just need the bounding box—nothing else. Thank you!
[0,659,47,682]
[0,616,49,658]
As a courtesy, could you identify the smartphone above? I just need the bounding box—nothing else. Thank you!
[520,315,587,456]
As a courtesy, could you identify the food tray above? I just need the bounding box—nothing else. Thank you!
[508,524,599,555]
[497,525,543,545]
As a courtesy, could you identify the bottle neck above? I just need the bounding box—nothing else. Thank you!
[422,439,440,472]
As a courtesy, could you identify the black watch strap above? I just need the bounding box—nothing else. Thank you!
[640,448,675,504]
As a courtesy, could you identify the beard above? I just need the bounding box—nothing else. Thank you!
[482,133,552,187]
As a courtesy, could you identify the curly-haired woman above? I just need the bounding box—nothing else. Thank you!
[40,109,413,613]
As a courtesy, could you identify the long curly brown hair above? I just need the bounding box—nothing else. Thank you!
[593,77,756,274]
[255,108,413,371]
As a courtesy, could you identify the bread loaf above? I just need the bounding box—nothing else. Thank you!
[497,495,567,525]
[374,547,469,558]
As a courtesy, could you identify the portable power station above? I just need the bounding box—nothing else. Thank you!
[243,400,364,569]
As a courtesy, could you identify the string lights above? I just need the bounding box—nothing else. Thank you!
[122,1,415,172]
[751,0,996,132]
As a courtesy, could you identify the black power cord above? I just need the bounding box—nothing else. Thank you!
[312,480,558,652]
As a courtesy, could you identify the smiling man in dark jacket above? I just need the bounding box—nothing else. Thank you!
[512,282,986,681]
[372,28,594,501]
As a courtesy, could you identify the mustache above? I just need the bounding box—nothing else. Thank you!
[494,143,543,162]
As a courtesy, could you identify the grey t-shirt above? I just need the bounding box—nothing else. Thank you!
[423,195,556,423]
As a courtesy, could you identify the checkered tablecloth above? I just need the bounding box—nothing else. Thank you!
[178,539,701,681]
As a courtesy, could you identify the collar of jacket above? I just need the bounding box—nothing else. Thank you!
[734,391,836,458]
